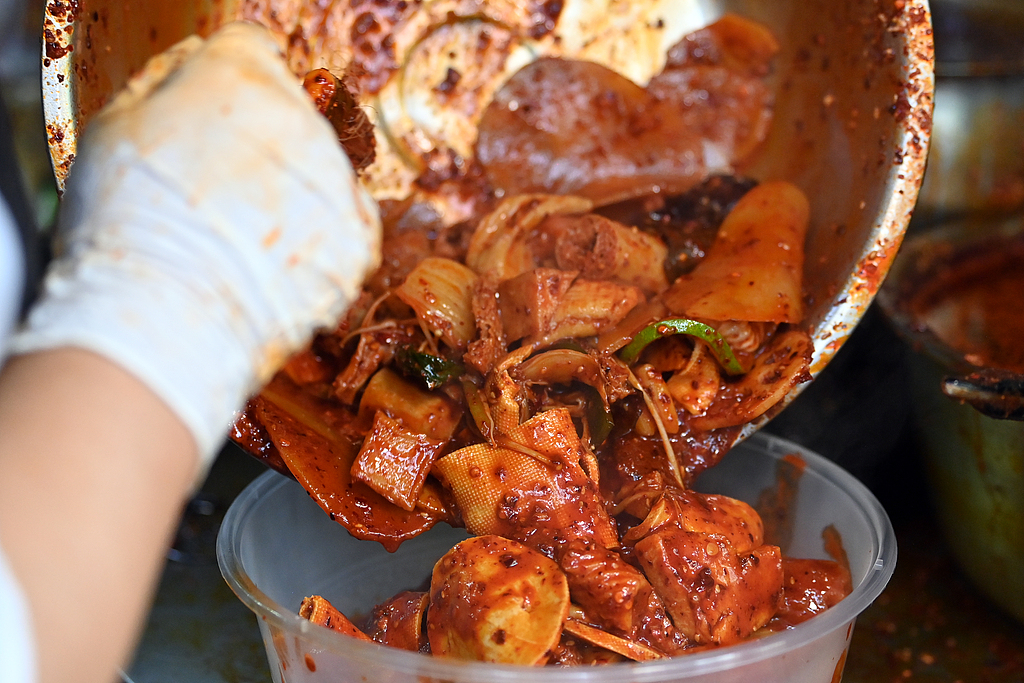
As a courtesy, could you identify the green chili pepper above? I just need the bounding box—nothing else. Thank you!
[618,318,746,375]
[582,385,614,447]
[395,347,463,389]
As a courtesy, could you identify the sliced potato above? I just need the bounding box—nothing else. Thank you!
[662,181,810,323]
[427,535,569,664]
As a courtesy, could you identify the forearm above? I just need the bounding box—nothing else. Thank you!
[0,348,197,683]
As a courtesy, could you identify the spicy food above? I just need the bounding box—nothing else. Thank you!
[230,12,852,666]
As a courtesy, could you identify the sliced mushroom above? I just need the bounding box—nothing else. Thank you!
[427,535,569,664]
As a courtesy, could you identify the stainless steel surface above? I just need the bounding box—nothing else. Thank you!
[40,0,936,453]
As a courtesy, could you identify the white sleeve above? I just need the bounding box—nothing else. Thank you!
[0,540,35,683]
[0,197,23,363]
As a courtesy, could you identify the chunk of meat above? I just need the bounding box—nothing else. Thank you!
[465,194,593,281]
[623,489,764,553]
[634,528,783,646]
[301,68,376,171]
[497,268,578,342]
[463,276,507,376]
[559,540,646,634]
[541,213,669,294]
[433,409,619,555]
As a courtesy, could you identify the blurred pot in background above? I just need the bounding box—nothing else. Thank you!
[913,0,1024,226]
[878,214,1024,625]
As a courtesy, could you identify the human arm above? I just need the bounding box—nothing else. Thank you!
[0,21,380,683]
[0,348,196,683]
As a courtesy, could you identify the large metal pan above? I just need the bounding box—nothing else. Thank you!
[40,0,935,445]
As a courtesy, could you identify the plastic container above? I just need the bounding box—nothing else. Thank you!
[217,433,896,683]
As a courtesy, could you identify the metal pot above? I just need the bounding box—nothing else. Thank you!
[40,0,935,445]
[878,215,1024,624]
[913,0,1024,226]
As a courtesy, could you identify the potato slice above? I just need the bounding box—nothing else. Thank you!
[662,181,810,323]
[427,536,569,664]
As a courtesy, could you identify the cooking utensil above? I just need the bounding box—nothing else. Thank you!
[878,214,1024,624]
[40,0,935,449]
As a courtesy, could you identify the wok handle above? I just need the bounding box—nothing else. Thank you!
[942,371,1024,421]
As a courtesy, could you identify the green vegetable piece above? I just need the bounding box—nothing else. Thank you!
[618,318,746,375]
[582,386,613,447]
[395,347,463,389]
[461,378,493,441]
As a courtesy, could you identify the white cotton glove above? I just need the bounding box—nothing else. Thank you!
[10,22,381,478]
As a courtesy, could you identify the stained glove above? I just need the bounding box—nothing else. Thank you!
[10,22,381,479]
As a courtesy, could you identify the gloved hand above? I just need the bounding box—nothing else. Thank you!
[10,22,381,479]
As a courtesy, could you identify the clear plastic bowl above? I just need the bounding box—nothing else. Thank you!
[217,432,896,683]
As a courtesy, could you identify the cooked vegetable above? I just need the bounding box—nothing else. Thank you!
[395,257,479,351]
[358,367,461,442]
[394,346,463,389]
[619,318,746,375]
[662,180,810,324]
[689,329,813,431]
[362,591,430,652]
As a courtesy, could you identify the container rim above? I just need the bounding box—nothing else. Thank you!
[216,432,896,682]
